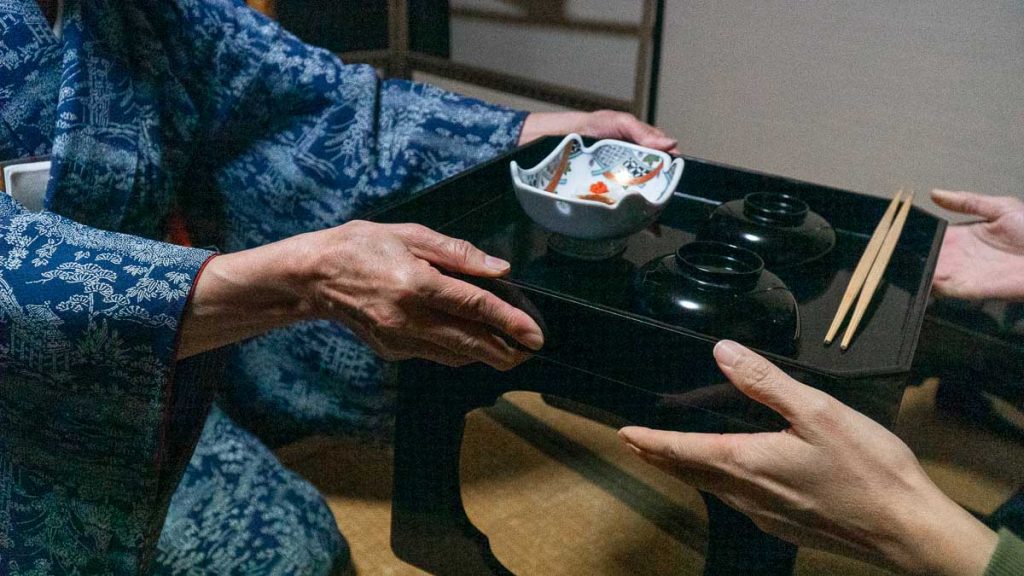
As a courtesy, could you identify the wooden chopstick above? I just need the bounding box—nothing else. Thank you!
[824,190,904,345]
[839,191,915,350]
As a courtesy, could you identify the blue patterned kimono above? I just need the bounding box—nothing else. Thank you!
[0,1,526,574]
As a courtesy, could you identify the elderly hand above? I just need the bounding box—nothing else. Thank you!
[180,221,543,370]
[519,110,678,153]
[619,341,997,576]
[294,220,542,370]
[932,189,1024,302]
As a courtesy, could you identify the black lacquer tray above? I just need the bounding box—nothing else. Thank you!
[369,137,946,576]
[371,137,944,430]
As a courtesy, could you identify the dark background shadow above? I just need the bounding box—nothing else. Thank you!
[276,0,451,56]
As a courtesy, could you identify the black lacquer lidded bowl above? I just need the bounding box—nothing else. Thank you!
[698,192,836,269]
[633,241,800,350]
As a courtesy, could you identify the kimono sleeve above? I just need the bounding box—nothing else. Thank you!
[0,195,217,574]
[166,0,527,247]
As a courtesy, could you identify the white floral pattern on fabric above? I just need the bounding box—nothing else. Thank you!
[154,406,345,576]
[0,190,213,575]
[1,0,526,573]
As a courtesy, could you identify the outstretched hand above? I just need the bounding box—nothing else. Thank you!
[519,110,678,153]
[932,189,1024,302]
[619,341,997,576]
[182,220,543,369]
[300,221,543,370]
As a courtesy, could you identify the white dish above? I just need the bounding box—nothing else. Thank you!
[510,134,684,250]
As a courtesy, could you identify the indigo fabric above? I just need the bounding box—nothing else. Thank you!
[153,406,348,576]
[0,195,214,575]
[0,0,526,574]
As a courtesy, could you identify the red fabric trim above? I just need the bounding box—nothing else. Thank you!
[166,209,192,247]
[141,251,219,571]
[169,252,218,372]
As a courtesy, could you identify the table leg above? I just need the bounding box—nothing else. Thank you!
[389,361,799,575]
[391,379,509,575]
[700,492,798,576]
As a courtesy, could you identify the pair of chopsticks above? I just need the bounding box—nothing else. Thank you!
[824,189,915,350]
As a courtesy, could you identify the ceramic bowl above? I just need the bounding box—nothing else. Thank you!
[510,134,684,259]
[633,241,800,350]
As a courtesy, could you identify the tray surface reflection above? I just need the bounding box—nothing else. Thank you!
[371,136,945,426]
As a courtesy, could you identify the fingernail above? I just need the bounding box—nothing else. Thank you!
[713,340,744,367]
[617,426,649,443]
[624,442,643,456]
[485,255,510,271]
[521,330,544,351]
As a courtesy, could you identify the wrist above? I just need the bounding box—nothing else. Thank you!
[518,112,589,145]
[176,242,313,358]
[242,237,320,324]
[198,241,316,325]
[890,487,998,576]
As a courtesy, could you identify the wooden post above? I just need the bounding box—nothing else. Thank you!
[388,0,411,79]
[247,0,277,19]
[633,0,656,120]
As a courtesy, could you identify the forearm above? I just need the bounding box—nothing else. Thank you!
[177,241,314,358]
[518,112,592,145]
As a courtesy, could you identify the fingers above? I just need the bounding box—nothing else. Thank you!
[397,224,511,278]
[615,113,677,152]
[423,273,544,351]
[383,335,479,369]
[412,310,532,371]
[519,111,679,152]
[393,224,544,349]
[931,189,1022,220]
[713,340,836,430]
[618,427,733,476]
[368,312,529,371]
[618,433,724,490]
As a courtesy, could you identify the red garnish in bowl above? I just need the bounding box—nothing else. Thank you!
[578,194,616,205]
[589,181,609,195]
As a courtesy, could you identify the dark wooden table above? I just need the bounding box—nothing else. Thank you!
[370,137,945,575]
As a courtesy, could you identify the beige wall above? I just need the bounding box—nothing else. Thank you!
[445,1,1024,212]
[449,0,642,102]
[656,1,1024,210]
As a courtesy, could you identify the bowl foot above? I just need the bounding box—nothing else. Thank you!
[548,234,628,261]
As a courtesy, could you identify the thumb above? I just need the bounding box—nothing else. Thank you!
[713,340,837,432]
[931,189,1022,221]
[397,224,511,277]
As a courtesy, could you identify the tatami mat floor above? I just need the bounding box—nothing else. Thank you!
[281,378,1024,575]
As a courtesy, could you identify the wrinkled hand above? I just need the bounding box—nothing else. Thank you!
[519,110,678,153]
[619,341,997,576]
[932,189,1024,301]
[290,220,543,370]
